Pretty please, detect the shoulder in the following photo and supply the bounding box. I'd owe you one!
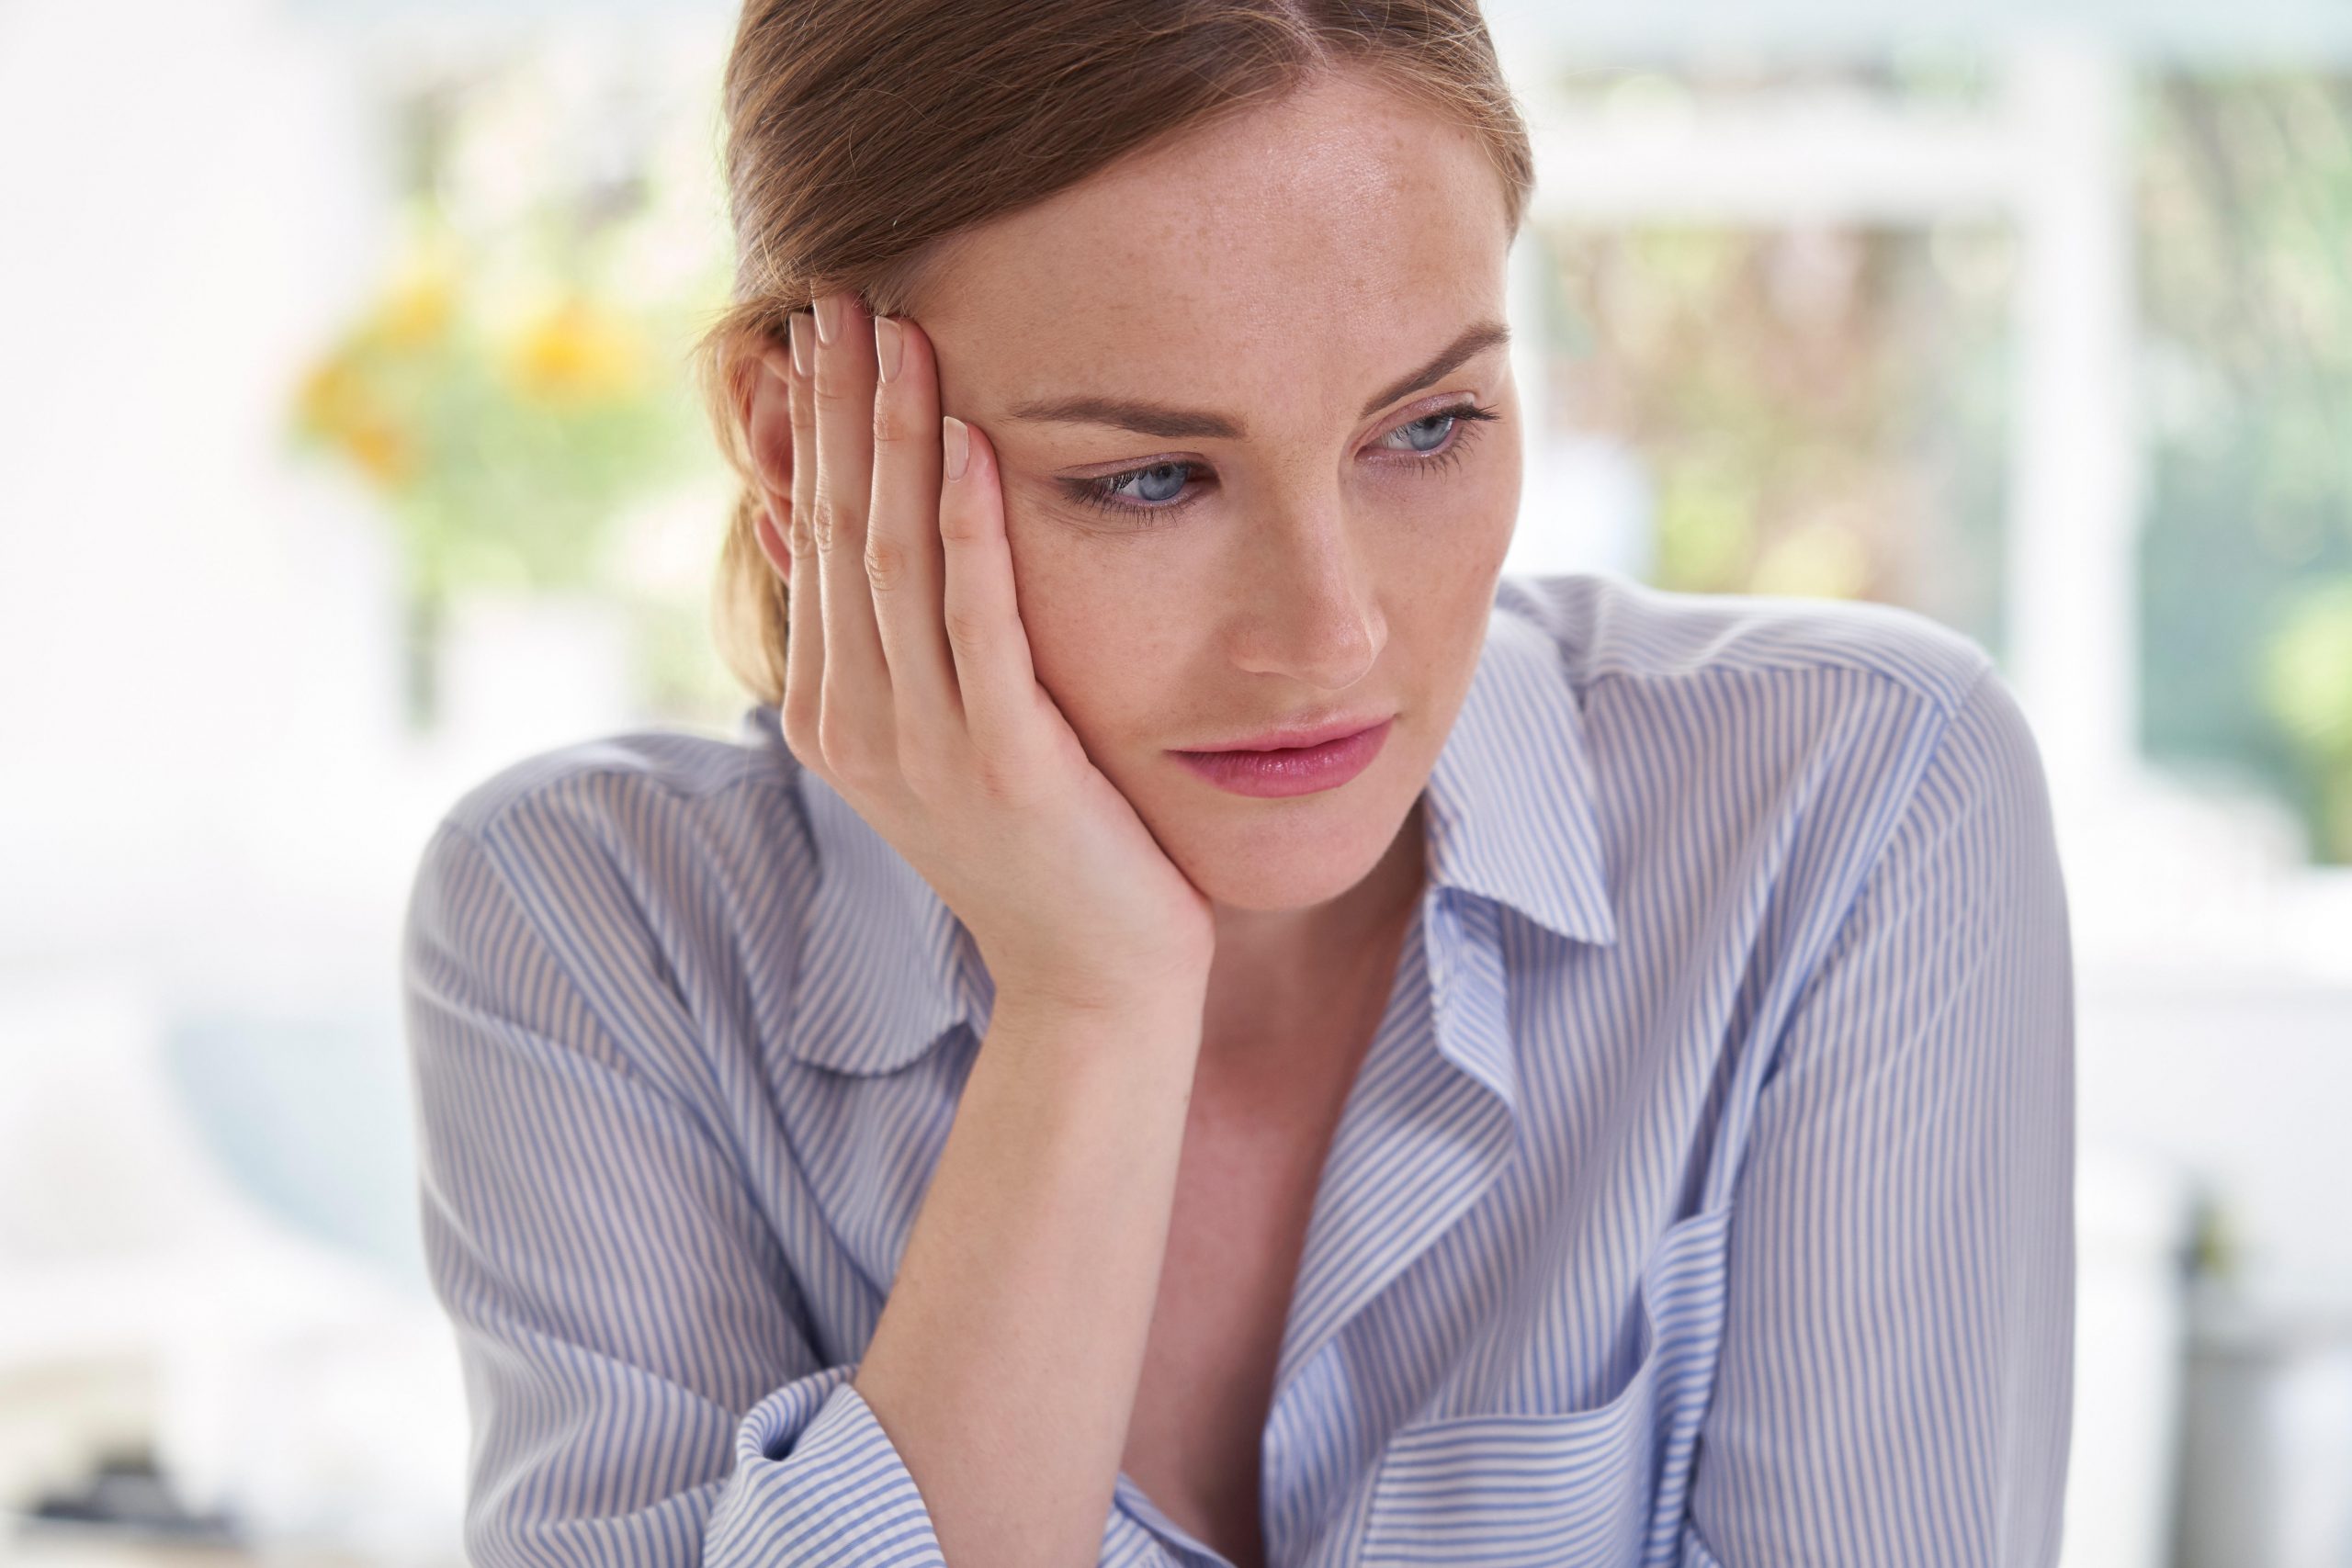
[407,706,813,980]
[1497,569,1996,722]
[402,707,817,1093]
[423,705,812,889]
[431,707,802,844]
[1492,570,2047,881]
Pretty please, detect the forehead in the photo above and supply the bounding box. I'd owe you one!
[916,73,1512,407]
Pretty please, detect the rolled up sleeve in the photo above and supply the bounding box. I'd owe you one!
[1686,660,2076,1566]
[402,817,946,1567]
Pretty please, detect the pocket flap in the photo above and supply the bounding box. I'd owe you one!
[1356,1208,1733,1567]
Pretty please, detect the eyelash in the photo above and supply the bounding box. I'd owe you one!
[1058,400,1503,522]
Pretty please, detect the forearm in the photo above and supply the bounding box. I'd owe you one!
[851,984,1206,1568]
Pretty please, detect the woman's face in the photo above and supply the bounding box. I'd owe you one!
[909,72,1521,917]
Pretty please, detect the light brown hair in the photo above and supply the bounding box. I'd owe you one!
[690,0,1535,707]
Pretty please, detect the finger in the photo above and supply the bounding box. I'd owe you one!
[935,415,1042,759]
[778,312,824,761]
[810,289,893,764]
[865,310,961,756]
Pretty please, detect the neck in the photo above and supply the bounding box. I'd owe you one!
[1199,796,1428,1050]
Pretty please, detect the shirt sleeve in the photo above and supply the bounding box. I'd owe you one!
[1683,660,2076,1567]
[401,814,949,1568]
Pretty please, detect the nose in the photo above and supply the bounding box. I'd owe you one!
[1226,501,1384,690]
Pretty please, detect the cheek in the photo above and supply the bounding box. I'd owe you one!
[1367,460,1518,602]
[1004,526,1189,733]
[1461,433,1523,569]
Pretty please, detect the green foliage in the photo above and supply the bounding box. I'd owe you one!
[281,52,743,730]
[2140,71,2352,862]
[288,225,715,607]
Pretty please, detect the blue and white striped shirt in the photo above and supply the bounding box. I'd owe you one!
[401,569,2075,1568]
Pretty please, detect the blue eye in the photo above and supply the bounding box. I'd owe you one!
[1062,400,1502,522]
[1390,412,1456,454]
[1120,463,1191,506]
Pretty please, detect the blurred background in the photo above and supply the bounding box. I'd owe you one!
[2,0,2349,1562]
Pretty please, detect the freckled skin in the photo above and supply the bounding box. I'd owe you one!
[903,70,1522,1007]
[832,73,1527,1561]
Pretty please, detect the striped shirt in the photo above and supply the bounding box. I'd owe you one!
[401,569,2075,1568]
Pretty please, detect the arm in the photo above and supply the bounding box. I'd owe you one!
[1683,663,2076,1567]
[403,815,1206,1568]
[851,985,1204,1568]
[403,817,937,1566]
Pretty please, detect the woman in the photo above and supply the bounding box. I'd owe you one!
[401,2,2075,1564]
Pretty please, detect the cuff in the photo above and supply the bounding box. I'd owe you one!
[706,1364,949,1568]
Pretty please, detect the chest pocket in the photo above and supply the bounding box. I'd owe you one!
[1354,1207,1733,1568]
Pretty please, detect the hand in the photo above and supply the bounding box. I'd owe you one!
[755,289,1216,1017]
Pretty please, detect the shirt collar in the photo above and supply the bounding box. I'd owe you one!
[754,576,1615,1077]
[1419,579,1619,951]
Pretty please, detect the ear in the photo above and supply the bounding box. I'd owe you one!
[745,344,796,583]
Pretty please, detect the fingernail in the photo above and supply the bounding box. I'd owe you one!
[874,315,903,383]
[943,415,970,481]
[787,313,812,378]
[812,291,842,344]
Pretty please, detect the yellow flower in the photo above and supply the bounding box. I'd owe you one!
[370,251,458,350]
[338,417,416,490]
[502,292,642,407]
[294,353,375,441]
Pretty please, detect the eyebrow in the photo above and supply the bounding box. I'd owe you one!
[1003,320,1511,442]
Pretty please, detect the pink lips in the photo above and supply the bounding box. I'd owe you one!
[1170,716,1394,798]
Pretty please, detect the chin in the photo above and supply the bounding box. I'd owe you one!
[1149,778,1419,914]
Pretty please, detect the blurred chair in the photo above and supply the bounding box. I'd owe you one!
[0,971,466,1566]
